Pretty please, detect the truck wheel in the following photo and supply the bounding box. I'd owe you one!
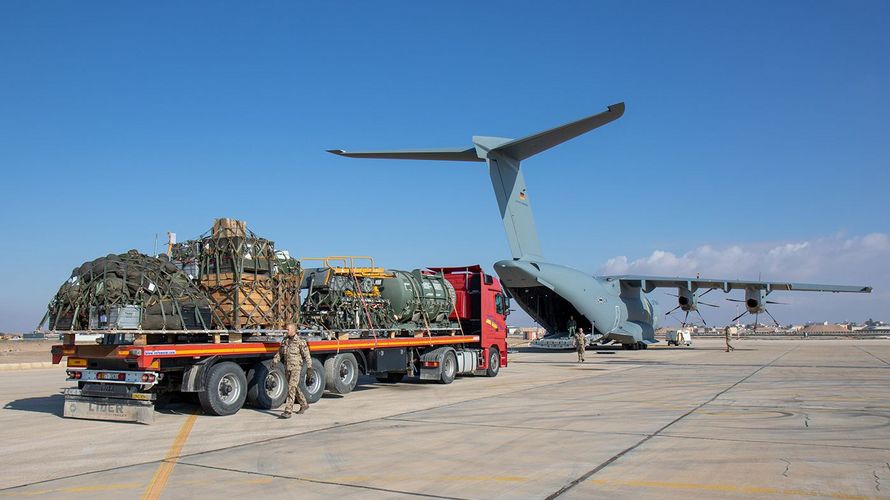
[246,361,287,410]
[198,361,247,416]
[375,372,405,383]
[485,347,501,377]
[324,353,358,395]
[439,351,456,384]
[301,357,325,404]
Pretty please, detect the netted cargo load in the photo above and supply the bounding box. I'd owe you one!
[300,257,457,334]
[301,266,392,331]
[171,218,301,330]
[45,250,215,331]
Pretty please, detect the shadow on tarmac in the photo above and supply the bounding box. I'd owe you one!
[3,393,65,417]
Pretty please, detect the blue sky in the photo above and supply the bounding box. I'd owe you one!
[1,1,888,331]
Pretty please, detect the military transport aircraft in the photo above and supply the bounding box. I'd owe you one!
[329,103,872,349]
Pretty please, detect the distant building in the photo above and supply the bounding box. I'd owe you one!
[508,326,545,340]
[802,323,851,334]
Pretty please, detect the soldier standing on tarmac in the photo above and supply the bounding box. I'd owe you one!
[575,327,587,362]
[272,323,311,418]
[724,325,736,352]
[567,315,577,336]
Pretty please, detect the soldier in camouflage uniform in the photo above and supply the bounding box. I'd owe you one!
[574,327,587,363]
[272,323,312,418]
[724,325,736,352]
[567,315,577,336]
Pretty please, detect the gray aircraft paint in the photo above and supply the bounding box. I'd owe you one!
[329,103,871,346]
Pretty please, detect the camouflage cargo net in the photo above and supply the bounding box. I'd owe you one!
[45,250,217,331]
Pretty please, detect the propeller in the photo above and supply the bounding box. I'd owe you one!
[763,309,780,327]
[728,296,785,327]
[666,287,719,327]
[695,309,708,326]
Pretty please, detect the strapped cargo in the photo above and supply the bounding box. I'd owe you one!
[44,250,216,332]
[172,218,301,330]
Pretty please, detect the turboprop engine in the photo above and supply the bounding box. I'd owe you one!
[744,288,767,313]
[677,287,697,311]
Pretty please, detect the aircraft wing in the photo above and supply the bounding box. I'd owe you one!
[607,275,872,294]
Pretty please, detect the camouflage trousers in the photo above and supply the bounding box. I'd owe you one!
[576,344,585,362]
[285,365,308,413]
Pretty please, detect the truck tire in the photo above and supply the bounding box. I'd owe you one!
[485,347,501,377]
[324,353,358,395]
[439,350,456,384]
[246,361,287,410]
[375,372,405,383]
[302,357,325,404]
[198,361,247,416]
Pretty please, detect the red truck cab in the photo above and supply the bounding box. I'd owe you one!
[432,265,509,374]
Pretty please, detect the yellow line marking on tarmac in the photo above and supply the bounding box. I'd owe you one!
[588,478,877,499]
[141,412,199,500]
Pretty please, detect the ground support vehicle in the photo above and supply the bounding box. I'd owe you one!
[51,266,509,423]
[666,328,693,346]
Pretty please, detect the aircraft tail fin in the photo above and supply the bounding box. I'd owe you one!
[328,103,625,261]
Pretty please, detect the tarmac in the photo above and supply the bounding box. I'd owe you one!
[1,338,889,499]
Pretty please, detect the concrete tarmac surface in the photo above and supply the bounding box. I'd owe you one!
[1,338,889,499]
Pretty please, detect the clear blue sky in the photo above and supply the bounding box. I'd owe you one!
[1,1,888,331]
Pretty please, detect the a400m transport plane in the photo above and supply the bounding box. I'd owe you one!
[329,103,872,349]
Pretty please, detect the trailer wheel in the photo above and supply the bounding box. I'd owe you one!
[198,361,247,416]
[485,347,501,377]
[246,361,287,410]
[439,350,456,384]
[302,357,325,404]
[325,353,358,395]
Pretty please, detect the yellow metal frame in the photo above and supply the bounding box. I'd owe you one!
[300,256,393,279]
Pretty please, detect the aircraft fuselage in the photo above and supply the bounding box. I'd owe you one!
[494,259,660,345]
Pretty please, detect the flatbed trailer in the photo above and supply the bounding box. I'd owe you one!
[49,265,510,423]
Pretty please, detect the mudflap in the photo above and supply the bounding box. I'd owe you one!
[63,389,155,424]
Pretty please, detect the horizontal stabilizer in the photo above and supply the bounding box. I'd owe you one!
[327,147,482,162]
[328,103,627,261]
[491,103,625,161]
